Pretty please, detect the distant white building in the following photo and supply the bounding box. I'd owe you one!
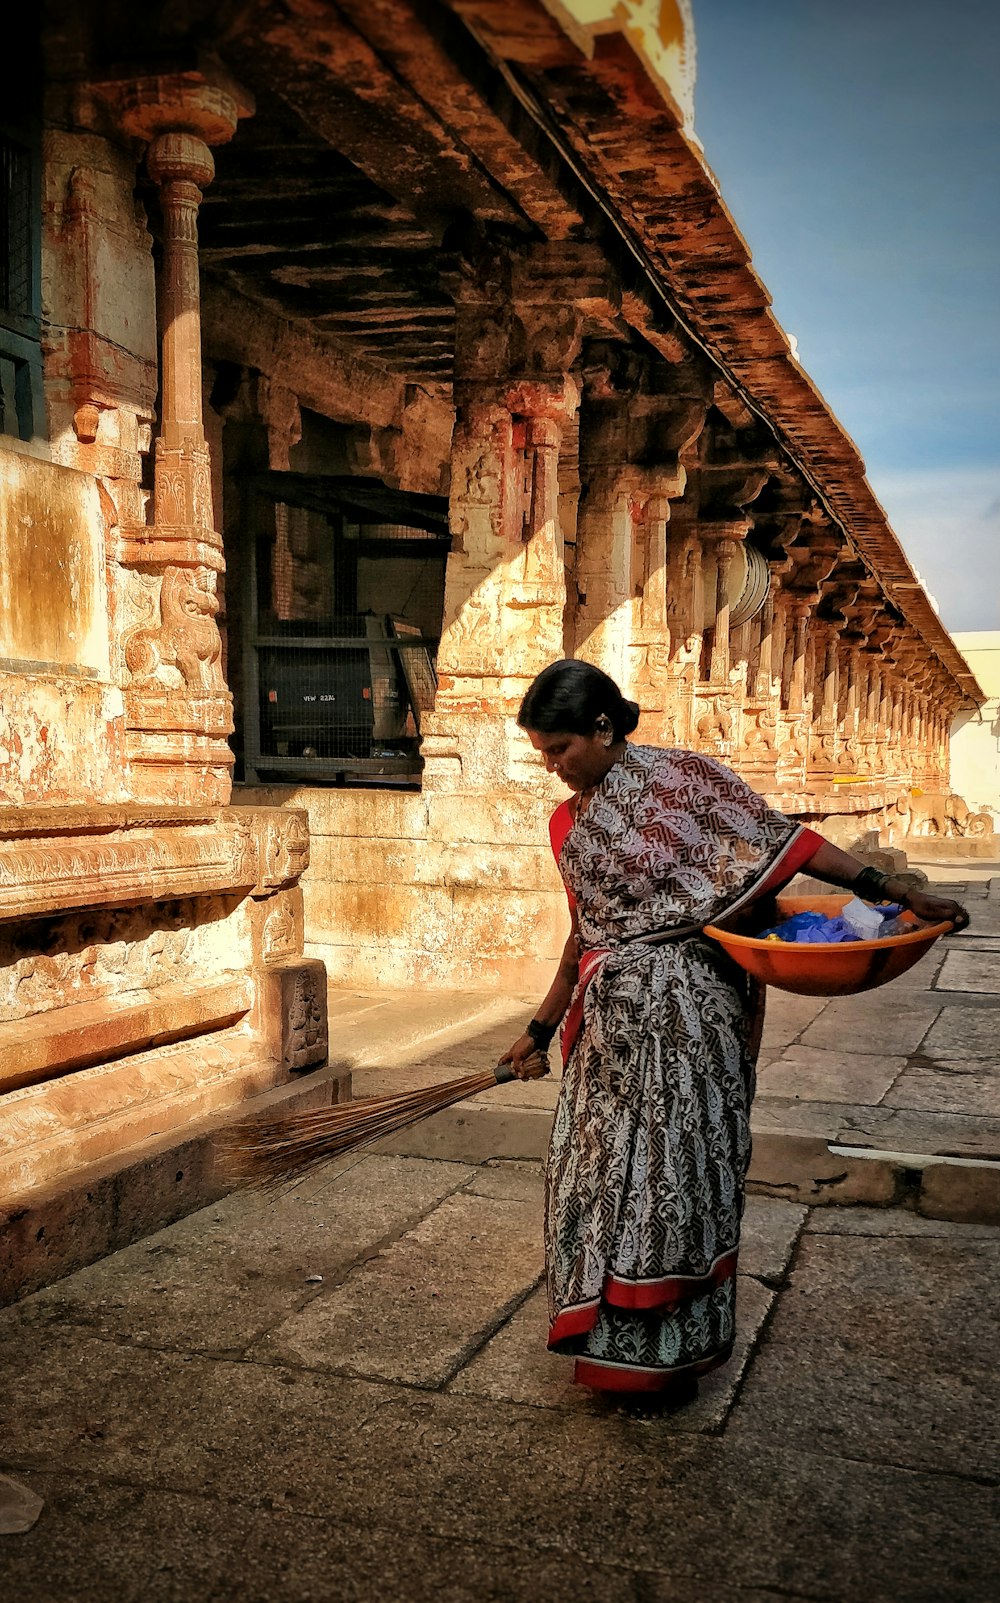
[951,633,1000,826]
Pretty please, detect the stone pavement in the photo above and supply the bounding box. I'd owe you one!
[3,859,999,1600]
[2,1155,998,1600]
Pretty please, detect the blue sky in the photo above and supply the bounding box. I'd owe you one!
[692,0,1000,632]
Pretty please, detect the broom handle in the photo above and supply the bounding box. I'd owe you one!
[493,1054,551,1086]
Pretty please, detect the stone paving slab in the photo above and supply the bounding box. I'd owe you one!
[803,1204,1000,1238]
[932,935,1000,960]
[463,1158,545,1203]
[833,1104,1000,1160]
[0,1475,672,1603]
[449,1274,774,1432]
[950,905,1000,935]
[758,993,829,1051]
[327,991,531,1071]
[251,1189,543,1386]
[448,1194,803,1431]
[935,949,1000,993]
[2,1152,999,1602]
[2,1325,995,1603]
[755,1047,906,1104]
[924,1005,1000,1057]
[726,1217,1000,1482]
[798,996,941,1055]
[883,1063,1000,1117]
[738,1194,809,1279]
[12,1155,473,1355]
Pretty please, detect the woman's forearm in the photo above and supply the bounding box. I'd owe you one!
[532,934,580,1028]
[803,839,898,892]
[802,839,970,927]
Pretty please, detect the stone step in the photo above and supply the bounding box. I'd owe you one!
[0,1058,350,1306]
[0,976,253,1094]
[372,1090,1000,1227]
[0,1025,289,1199]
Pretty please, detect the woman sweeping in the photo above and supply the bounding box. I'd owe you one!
[500,659,968,1408]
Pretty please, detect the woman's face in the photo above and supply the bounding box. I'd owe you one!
[527,727,617,792]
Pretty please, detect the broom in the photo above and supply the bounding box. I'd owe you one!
[217,1054,548,1189]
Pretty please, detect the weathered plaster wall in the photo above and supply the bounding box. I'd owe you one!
[951,632,1000,827]
[0,452,127,805]
[234,784,569,992]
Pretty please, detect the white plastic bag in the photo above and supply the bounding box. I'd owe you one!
[840,895,885,940]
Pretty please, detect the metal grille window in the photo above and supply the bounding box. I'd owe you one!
[0,46,43,443]
[1,133,33,318]
[239,474,450,785]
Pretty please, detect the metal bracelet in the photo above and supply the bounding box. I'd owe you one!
[526,1018,556,1051]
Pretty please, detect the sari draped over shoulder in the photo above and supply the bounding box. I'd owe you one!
[545,743,820,1392]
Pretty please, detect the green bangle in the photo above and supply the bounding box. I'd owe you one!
[853,865,892,902]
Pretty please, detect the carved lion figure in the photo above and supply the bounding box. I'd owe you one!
[125,565,223,692]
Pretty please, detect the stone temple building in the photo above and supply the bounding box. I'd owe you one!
[0,0,988,1291]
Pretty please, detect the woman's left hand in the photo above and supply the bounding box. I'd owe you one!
[900,888,970,932]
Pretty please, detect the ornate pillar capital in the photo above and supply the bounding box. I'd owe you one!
[93,69,251,150]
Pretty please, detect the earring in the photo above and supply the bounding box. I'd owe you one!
[602,735,613,748]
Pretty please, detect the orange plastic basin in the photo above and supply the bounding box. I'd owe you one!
[703,894,953,997]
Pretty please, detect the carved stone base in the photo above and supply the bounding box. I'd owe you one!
[256,958,329,1072]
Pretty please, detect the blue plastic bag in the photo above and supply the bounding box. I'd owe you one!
[758,905,904,945]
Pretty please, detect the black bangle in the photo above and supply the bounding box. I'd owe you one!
[526,1018,556,1050]
[852,865,892,903]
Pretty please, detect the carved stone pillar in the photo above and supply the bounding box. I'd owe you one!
[709,536,741,685]
[907,687,923,786]
[753,590,777,701]
[573,342,710,747]
[574,347,648,691]
[807,623,840,780]
[631,491,681,744]
[898,685,915,780]
[678,413,775,763]
[912,673,938,790]
[838,642,863,771]
[737,582,781,786]
[862,654,884,775]
[787,604,810,716]
[423,245,583,791]
[95,72,251,804]
[661,524,705,747]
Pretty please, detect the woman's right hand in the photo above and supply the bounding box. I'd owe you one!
[498,1034,551,1081]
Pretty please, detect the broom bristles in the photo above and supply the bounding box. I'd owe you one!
[216,1068,507,1189]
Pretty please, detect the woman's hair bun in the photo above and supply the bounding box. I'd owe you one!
[518,659,643,742]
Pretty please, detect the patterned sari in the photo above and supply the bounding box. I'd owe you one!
[546,743,820,1392]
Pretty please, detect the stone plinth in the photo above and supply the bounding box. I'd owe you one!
[0,805,324,1206]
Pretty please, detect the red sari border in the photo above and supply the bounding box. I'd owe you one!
[574,1343,735,1394]
[604,1247,738,1311]
[548,1249,739,1346]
